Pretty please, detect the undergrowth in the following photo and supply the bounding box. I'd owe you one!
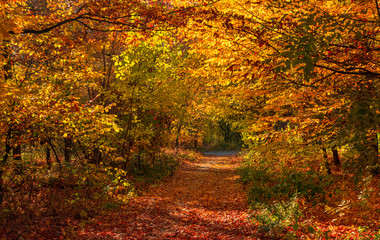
[239,148,380,239]
[250,194,303,235]
[127,150,181,185]
[239,157,332,204]
[0,149,187,239]
[0,160,135,239]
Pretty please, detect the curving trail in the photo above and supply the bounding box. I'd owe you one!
[79,153,263,239]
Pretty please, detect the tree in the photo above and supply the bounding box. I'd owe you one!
[0,0,215,203]
[184,0,380,174]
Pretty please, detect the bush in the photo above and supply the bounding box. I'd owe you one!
[239,157,332,204]
[128,151,179,184]
[251,194,303,234]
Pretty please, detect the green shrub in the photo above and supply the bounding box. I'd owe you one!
[128,151,179,183]
[251,194,303,234]
[239,154,333,204]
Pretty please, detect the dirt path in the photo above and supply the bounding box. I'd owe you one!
[79,154,262,239]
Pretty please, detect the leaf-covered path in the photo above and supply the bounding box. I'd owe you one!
[79,153,263,239]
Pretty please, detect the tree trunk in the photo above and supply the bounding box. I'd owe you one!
[193,129,199,150]
[13,145,21,160]
[13,144,22,174]
[0,169,4,204]
[322,147,332,174]
[137,147,142,175]
[64,137,71,163]
[46,145,51,169]
[332,146,341,167]
[1,156,10,207]
[1,40,14,202]
[48,139,62,169]
[175,123,182,149]
[0,141,11,204]
[193,138,198,150]
[92,147,101,164]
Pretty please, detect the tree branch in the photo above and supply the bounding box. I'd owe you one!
[314,64,380,76]
[12,16,85,35]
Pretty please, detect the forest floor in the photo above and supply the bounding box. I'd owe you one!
[78,153,264,239]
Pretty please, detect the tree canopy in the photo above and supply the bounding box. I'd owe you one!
[0,0,379,239]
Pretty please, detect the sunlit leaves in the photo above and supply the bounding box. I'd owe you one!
[181,0,380,174]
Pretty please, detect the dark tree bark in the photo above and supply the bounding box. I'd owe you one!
[137,146,143,175]
[47,139,62,169]
[13,145,22,161]
[1,40,14,202]
[0,144,11,203]
[175,123,182,149]
[92,147,102,164]
[13,144,22,174]
[332,146,341,167]
[322,147,332,174]
[0,169,4,204]
[64,137,71,163]
[193,128,199,150]
[0,129,12,204]
[46,145,51,169]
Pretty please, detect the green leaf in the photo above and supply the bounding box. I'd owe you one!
[293,223,299,231]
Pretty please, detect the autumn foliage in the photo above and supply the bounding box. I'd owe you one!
[1,0,380,239]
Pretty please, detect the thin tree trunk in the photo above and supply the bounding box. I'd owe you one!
[322,147,332,174]
[0,130,12,204]
[137,146,142,175]
[375,0,380,19]
[0,144,11,204]
[193,129,199,150]
[0,169,4,204]
[123,137,135,169]
[48,139,62,170]
[2,146,11,164]
[92,147,101,164]
[175,123,182,149]
[13,144,22,174]
[13,145,22,160]
[46,145,51,169]
[64,137,71,163]
[332,146,341,167]
[1,37,13,203]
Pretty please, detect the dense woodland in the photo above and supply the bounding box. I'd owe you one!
[0,0,379,239]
